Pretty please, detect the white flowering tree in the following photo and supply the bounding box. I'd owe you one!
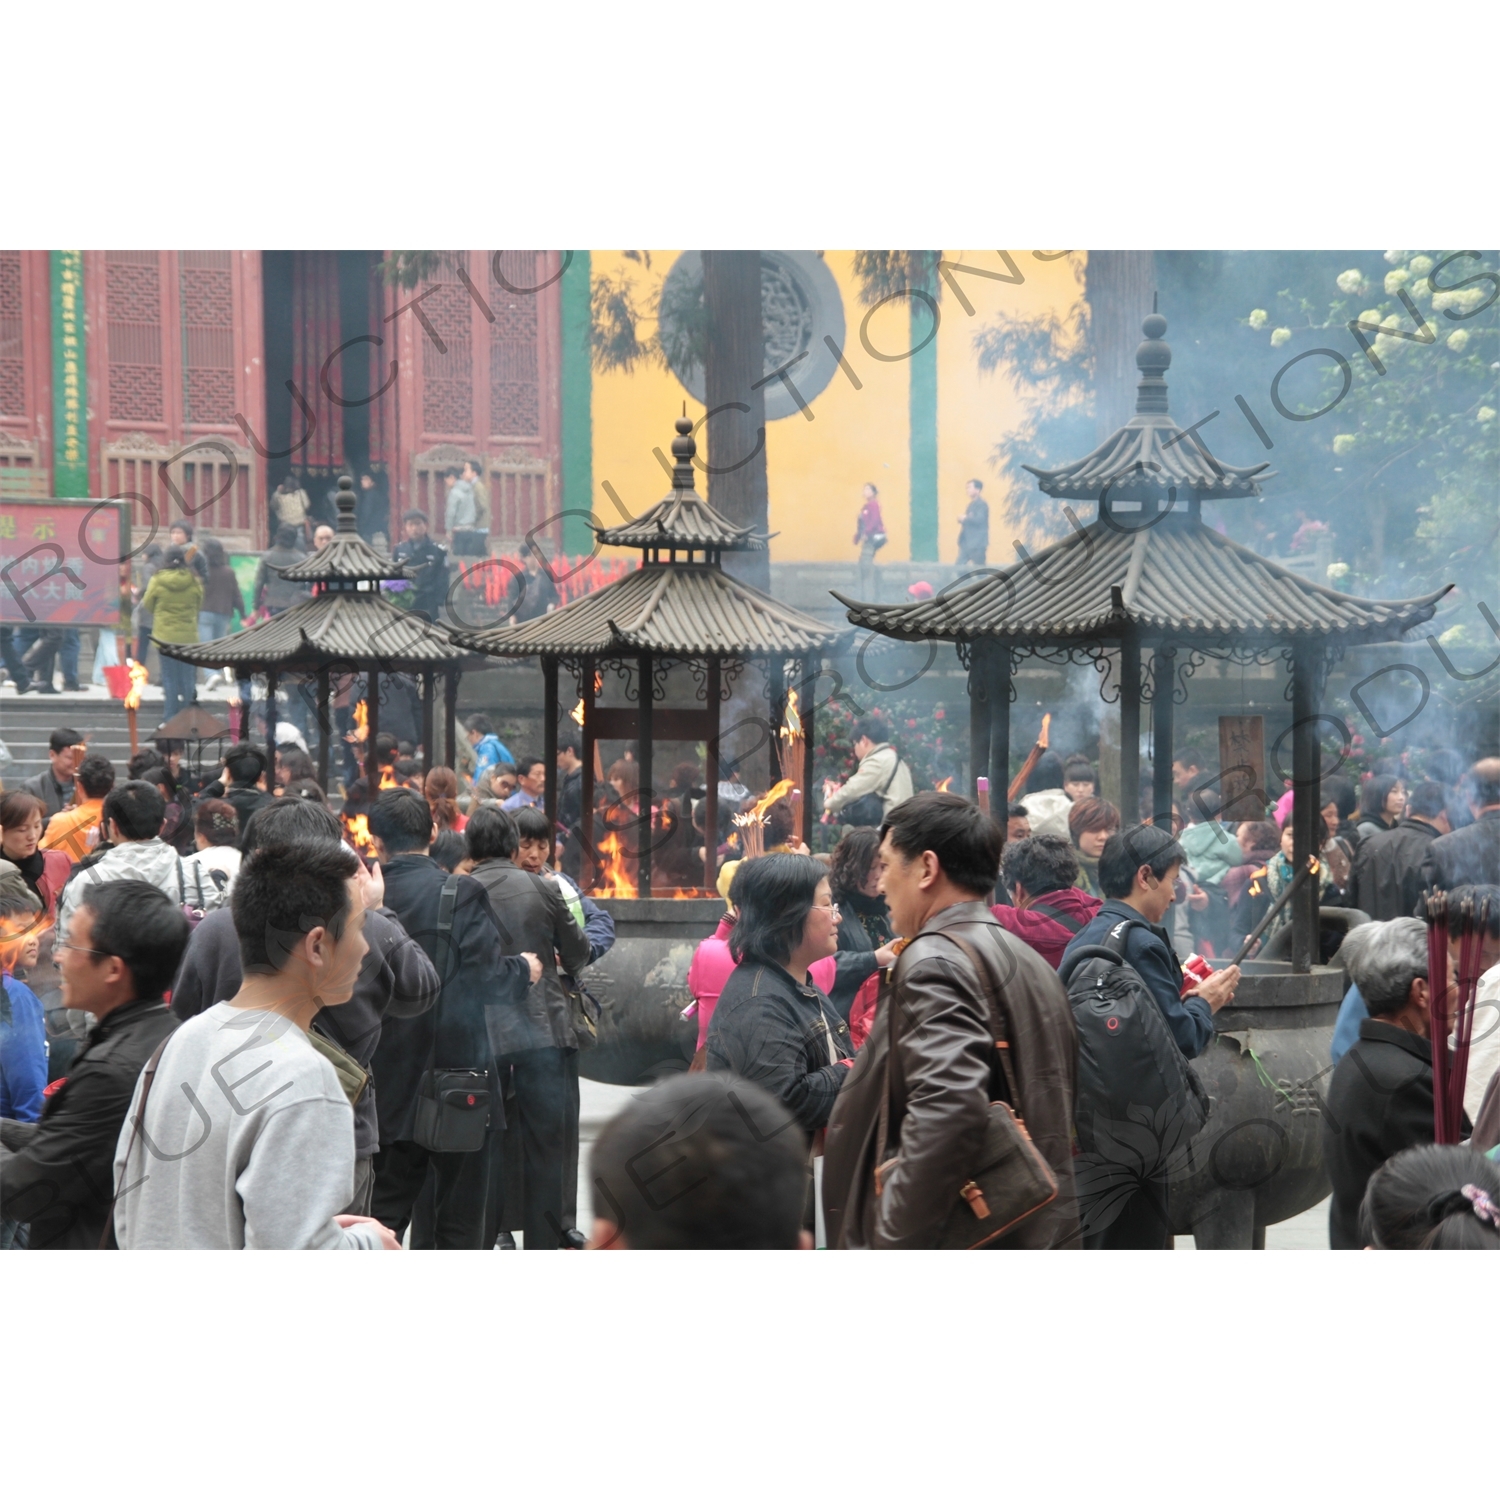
[1246,251,1498,609]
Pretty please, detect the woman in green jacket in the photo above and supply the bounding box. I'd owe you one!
[141,547,204,723]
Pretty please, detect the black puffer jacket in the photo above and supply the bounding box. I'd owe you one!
[705,958,852,1135]
[465,857,593,1055]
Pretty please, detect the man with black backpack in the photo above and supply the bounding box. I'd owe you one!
[1061,823,1240,1248]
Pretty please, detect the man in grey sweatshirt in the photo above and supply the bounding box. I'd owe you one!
[113,839,400,1250]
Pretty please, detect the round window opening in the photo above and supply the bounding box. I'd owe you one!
[657,251,847,421]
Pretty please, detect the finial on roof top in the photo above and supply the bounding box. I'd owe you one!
[336,473,358,533]
[1135,310,1171,415]
[670,415,696,491]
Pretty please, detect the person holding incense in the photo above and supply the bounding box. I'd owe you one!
[1322,917,1468,1250]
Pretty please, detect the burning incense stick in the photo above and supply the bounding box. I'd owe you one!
[1007,713,1051,803]
[1231,856,1319,964]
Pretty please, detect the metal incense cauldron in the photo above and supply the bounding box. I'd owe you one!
[578,898,722,1086]
[1171,961,1344,1248]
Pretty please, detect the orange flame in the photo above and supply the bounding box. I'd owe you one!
[124,657,148,712]
[1039,713,1051,749]
[591,831,637,898]
[378,766,399,790]
[570,698,585,727]
[935,776,953,793]
[780,688,801,740]
[750,778,796,820]
[348,699,369,744]
[344,814,374,856]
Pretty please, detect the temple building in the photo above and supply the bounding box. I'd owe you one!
[0,249,1080,563]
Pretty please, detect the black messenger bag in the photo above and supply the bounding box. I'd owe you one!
[412,874,492,1153]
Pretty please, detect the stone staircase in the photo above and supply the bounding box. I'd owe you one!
[0,686,145,789]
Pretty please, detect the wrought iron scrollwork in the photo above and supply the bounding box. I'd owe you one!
[1008,642,1121,705]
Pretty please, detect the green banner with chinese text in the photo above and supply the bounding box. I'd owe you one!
[51,250,89,497]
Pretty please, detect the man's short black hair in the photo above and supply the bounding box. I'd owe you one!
[853,717,887,745]
[514,756,545,779]
[224,742,267,786]
[558,737,580,759]
[1173,750,1206,771]
[79,880,189,1002]
[101,781,166,842]
[880,791,1001,897]
[403,510,429,526]
[464,713,494,736]
[444,466,461,479]
[171,520,194,540]
[512,805,552,843]
[1006,802,1030,822]
[465,804,517,862]
[1001,835,1079,899]
[75,754,116,800]
[727,853,828,965]
[369,789,433,854]
[1097,823,1186,899]
[589,1073,807,1249]
[49,728,85,755]
[242,796,342,853]
[1407,781,1449,821]
[232,840,359,975]
[274,524,299,548]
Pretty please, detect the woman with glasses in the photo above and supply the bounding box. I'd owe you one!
[705,854,853,1145]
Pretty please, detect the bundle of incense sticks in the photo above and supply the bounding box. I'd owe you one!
[732,810,766,859]
[1423,890,1493,1144]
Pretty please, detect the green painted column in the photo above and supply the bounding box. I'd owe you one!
[50,251,89,496]
[908,290,938,561]
[559,250,594,556]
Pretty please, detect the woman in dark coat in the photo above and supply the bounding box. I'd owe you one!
[705,854,852,1140]
[1356,775,1406,842]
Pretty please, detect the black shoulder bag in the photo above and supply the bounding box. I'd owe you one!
[412,874,492,1154]
[841,751,905,828]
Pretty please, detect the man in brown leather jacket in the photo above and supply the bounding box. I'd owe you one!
[824,792,1080,1249]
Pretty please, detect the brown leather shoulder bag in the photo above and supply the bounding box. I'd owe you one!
[877,929,1057,1249]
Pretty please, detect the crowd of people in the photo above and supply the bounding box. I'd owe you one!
[0,693,1496,1251]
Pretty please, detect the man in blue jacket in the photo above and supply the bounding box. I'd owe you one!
[1064,823,1241,1059]
[1062,824,1241,1249]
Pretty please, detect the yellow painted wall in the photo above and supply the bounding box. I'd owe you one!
[589,251,1085,563]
